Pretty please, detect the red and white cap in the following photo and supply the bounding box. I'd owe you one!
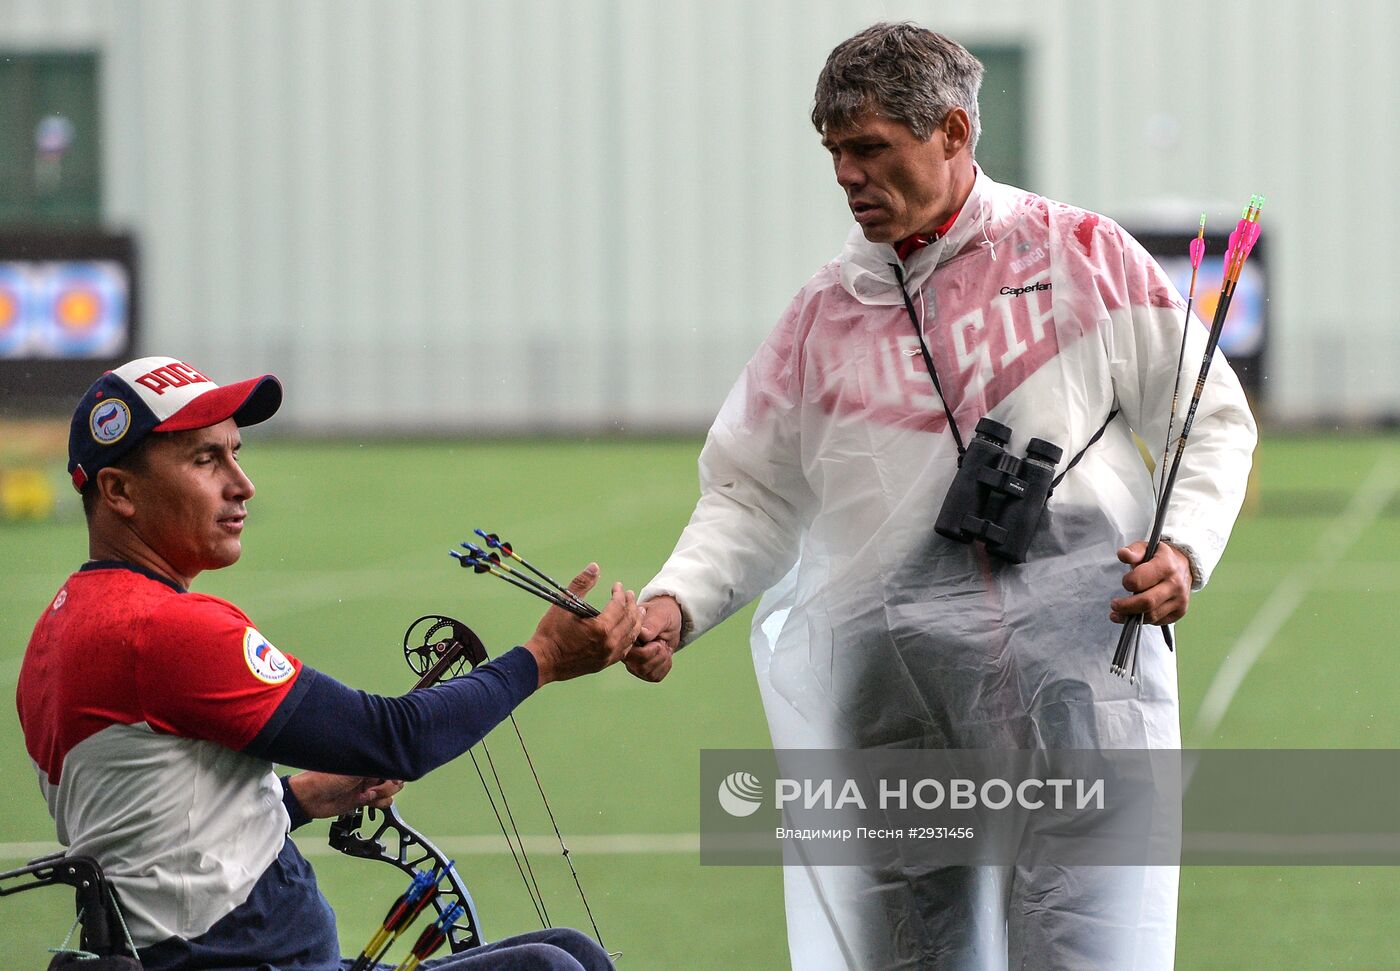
[68,356,282,491]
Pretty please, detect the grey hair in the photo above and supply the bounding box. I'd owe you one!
[811,22,984,154]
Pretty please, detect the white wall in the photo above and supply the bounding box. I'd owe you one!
[1,0,1393,429]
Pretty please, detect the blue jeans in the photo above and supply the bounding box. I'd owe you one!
[353,928,612,971]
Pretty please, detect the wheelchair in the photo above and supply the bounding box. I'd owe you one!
[0,852,142,969]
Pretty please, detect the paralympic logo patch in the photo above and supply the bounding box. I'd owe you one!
[717,771,765,818]
[89,399,132,445]
[243,627,294,684]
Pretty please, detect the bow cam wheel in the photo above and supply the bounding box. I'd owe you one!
[402,615,489,684]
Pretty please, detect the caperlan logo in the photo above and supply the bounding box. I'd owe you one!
[1000,282,1051,297]
[718,772,764,818]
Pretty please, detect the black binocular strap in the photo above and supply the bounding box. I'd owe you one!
[1051,408,1119,489]
[890,261,1117,488]
[891,262,968,455]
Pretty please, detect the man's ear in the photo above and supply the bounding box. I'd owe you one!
[94,466,139,519]
[941,107,971,158]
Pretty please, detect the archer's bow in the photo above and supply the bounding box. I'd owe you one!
[328,616,490,953]
[327,613,611,956]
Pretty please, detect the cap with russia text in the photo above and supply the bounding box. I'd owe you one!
[68,356,282,492]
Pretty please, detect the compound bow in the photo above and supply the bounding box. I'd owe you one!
[326,614,607,955]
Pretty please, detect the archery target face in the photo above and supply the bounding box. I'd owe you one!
[1160,257,1265,359]
[39,261,128,357]
[0,263,30,357]
[0,259,130,359]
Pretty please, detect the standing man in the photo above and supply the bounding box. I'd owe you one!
[627,23,1255,971]
[18,356,638,970]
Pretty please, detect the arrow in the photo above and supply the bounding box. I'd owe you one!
[391,902,467,971]
[451,540,600,618]
[1112,196,1264,679]
[449,549,590,616]
[1157,213,1208,499]
[347,865,441,971]
[475,530,595,615]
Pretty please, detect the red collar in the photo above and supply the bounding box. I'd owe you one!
[893,206,963,262]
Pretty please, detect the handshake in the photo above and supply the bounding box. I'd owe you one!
[519,562,680,688]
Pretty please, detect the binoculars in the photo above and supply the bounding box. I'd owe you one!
[934,417,1063,564]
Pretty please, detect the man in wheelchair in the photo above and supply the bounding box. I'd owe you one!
[14,358,639,971]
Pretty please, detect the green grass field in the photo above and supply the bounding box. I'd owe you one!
[3,432,1399,969]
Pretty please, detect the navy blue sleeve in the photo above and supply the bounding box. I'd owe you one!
[243,647,538,780]
[279,775,312,831]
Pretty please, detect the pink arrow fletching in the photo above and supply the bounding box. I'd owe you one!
[1223,229,1241,274]
[1242,218,1262,257]
[1235,200,1264,264]
[1189,213,1206,269]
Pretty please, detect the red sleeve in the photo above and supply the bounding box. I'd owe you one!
[133,593,304,750]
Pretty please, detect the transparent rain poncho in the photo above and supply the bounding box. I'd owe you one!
[644,171,1256,970]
